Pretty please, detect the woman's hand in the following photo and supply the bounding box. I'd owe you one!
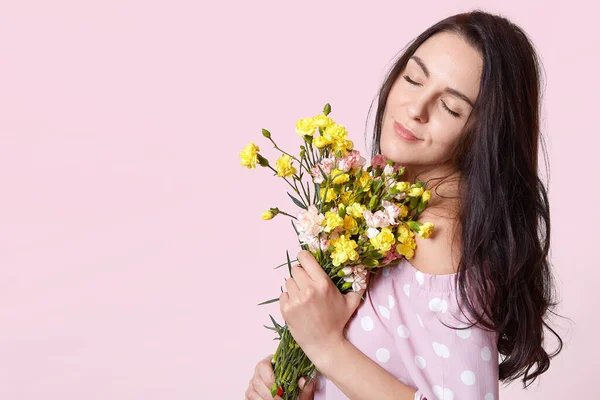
[279,250,368,364]
[244,354,315,400]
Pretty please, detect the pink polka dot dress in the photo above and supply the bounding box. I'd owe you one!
[313,257,499,400]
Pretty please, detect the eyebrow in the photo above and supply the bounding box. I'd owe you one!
[410,56,475,107]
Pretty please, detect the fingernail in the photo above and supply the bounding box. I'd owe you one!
[299,377,306,388]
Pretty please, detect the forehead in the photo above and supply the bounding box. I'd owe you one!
[409,32,482,101]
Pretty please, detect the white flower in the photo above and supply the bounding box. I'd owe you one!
[366,227,380,238]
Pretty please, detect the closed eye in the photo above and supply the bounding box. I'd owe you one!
[402,75,460,118]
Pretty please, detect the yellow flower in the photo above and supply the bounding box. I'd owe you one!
[370,227,395,252]
[239,142,260,169]
[324,210,344,233]
[399,205,409,218]
[323,123,348,143]
[313,114,334,129]
[407,186,425,197]
[396,243,415,260]
[343,215,358,235]
[275,154,297,178]
[358,172,372,191]
[422,190,431,203]
[313,135,329,148]
[396,223,411,243]
[340,189,353,205]
[395,181,410,192]
[331,235,359,266]
[262,211,274,220]
[320,187,338,202]
[331,168,350,185]
[346,202,366,219]
[404,236,417,249]
[296,117,317,137]
[418,222,434,238]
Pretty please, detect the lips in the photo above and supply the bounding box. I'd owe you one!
[393,120,421,141]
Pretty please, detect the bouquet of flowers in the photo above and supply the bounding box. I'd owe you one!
[239,103,435,399]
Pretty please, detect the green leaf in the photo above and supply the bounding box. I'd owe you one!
[286,250,293,276]
[269,314,283,331]
[287,192,307,210]
[263,324,277,331]
[317,164,328,184]
[258,297,280,306]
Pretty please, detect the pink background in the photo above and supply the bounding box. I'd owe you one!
[0,1,596,398]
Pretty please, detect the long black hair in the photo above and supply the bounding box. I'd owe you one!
[366,10,563,388]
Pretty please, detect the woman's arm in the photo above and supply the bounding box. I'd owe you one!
[313,337,417,400]
[280,251,421,399]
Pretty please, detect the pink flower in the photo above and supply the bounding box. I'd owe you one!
[305,235,330,252]
[370,154,404,173]
[338,150,367,172]
[382,246,402,265]
[310,156,337,184]
[296,205,325,238]
[382,200,401,225]
[342,264,368,292]
[363,209,391,228]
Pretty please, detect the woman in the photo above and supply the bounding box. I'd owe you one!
[245,10,563,400]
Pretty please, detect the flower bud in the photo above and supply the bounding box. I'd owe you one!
[395,181,410,192]
[262,128,271,138]
[262,207,280,220]
[323,103,331,116]
[407,186,424,197]
[422,189,431,203]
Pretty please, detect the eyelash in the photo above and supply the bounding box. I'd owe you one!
[402,75,460,118]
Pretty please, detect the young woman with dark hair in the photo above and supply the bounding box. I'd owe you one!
[245,9,562,400]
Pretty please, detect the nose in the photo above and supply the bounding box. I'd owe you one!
[407,94,429,123]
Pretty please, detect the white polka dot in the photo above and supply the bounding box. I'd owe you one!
[416,313,424,327]
[481,346,491,361]
[415,270,424,286]
[378,305,390,319]
[388,295,395,309]
[414,355,427,369]
[403,283,410,297]
[432,342,450,358]
[428,297,448,313]
[484,393,495,400]
[397,324,410,338]
[376,348,390,363]
[456,324,472,339]
[382,266,390,277]
[397,261,404,271]
[361,316,374,331]
[461,370,476,385]
[433,386,454,400]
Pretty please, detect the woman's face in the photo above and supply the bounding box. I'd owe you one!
[380,32,482,175]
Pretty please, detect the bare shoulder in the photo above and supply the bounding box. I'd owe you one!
[408,211,462,275]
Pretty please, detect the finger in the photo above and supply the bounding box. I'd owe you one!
[344,272,370,312]
[298,376,316,400]
[285,277,300,298]
[244,387,262,400]
[290,264,311,290]
[250,375,273,399]
[257,357,275,386]
[297,250,329,282]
